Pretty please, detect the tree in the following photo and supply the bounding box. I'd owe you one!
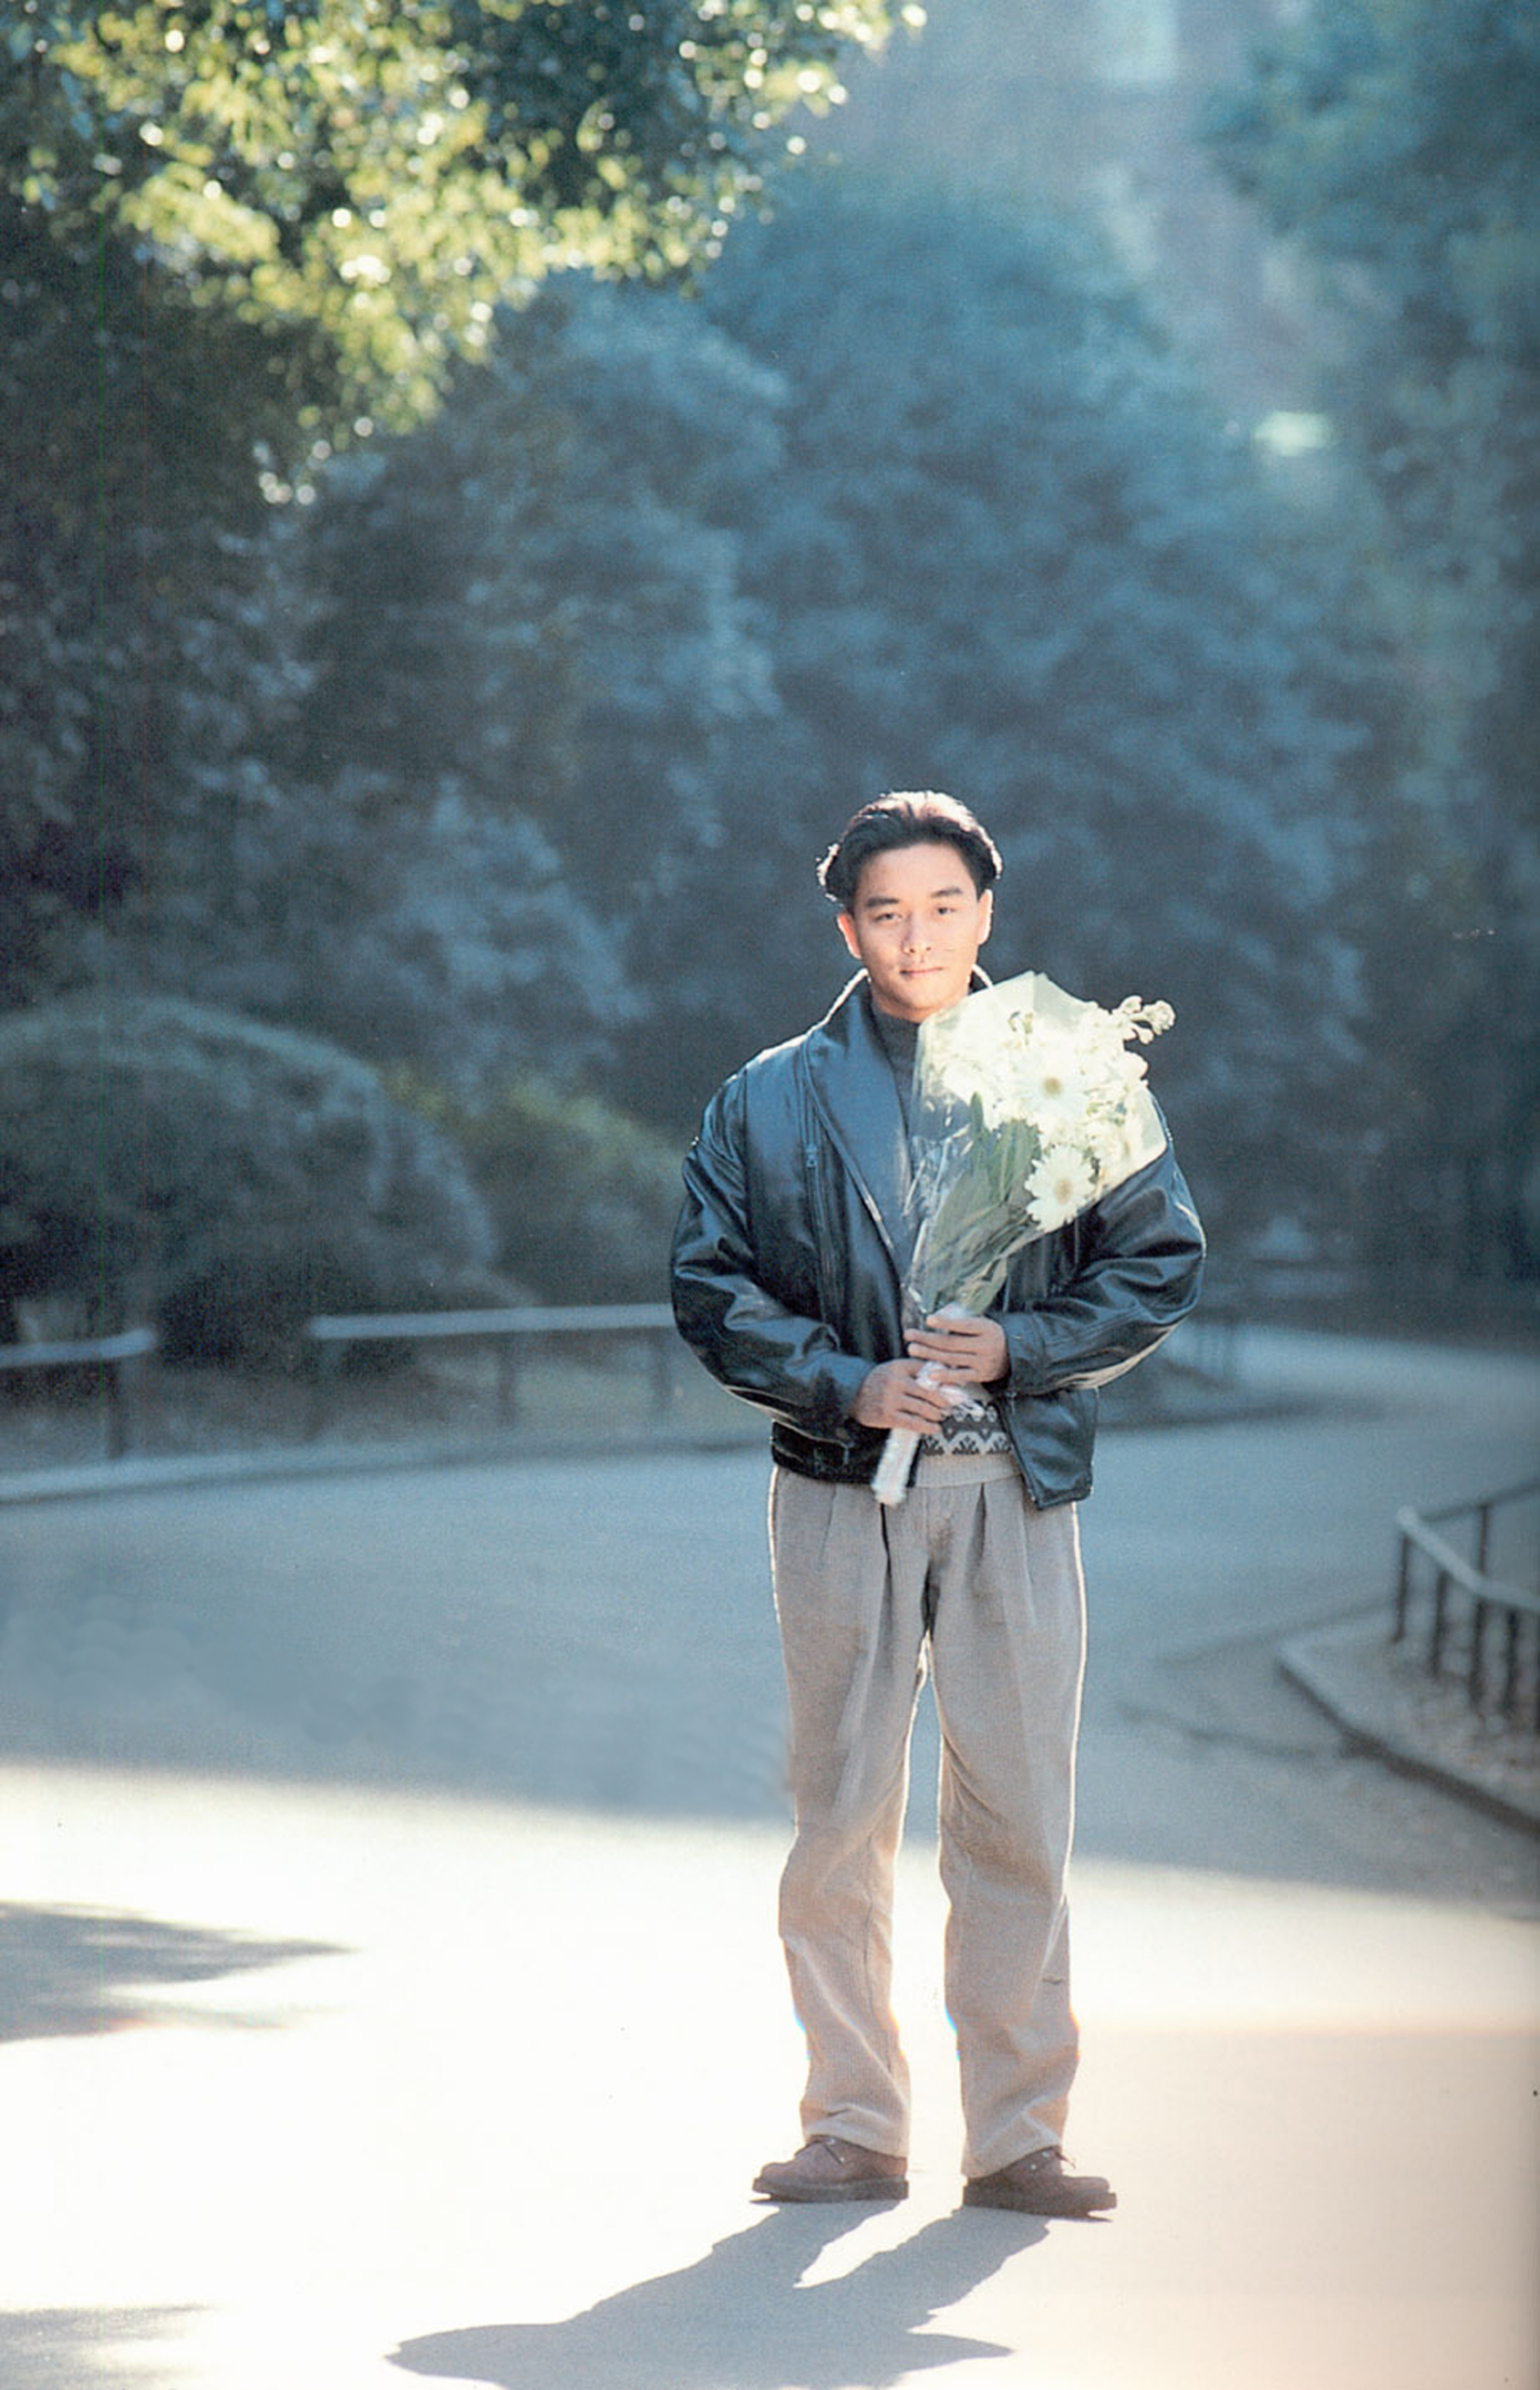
[0,996,498,1355]
[393,1068,687,1302]
[102,166,1372,1261]
[5,0,903,443]
[1,0,905,1005]
[65,271,787,1112]
[0,186,303,1007]
[646,174,1372,1243]
[218,275,782,1102]
[1204,0,1540,1278]
[128,757,635,1107]
[286,280,782,905]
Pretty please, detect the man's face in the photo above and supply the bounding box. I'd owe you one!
[838,839,993,1022]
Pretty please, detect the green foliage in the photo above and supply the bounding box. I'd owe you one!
[910,1102,1040,1317]
[125,752,633,1109]
[283,183,1375,1250]
[2,3,1443,1282]
[284,280,781,918]
[0,996,498,1357]
[0,187,300,1005]
[1205,0,1539,1275]
[390,1068,684,1304]
[667,176,1370,1234]
[1,0,903,1002]
[5,0,901,440]
[1203,0,1539,701]
[1203,0,1539,352]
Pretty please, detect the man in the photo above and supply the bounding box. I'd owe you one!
[670,791,1204,2216]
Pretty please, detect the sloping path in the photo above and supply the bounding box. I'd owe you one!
[0,1330,1535,2389]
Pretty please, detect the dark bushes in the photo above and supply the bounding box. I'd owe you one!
[0,996,498,1363]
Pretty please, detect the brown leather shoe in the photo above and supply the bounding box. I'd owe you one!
[752,2135,908,2203]
[963,2147,1116,2218]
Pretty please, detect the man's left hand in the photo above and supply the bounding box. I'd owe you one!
[905,1307,1009,1386]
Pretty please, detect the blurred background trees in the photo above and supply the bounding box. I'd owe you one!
[680,176,1370,1229]
[1,0,1532,1354]
[0,0,895,1342]
[0,996,497,1355]
[1204,0,1538,1282]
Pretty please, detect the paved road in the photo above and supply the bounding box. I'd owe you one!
[1,1328,1536,2389]
[3,1328,1534,1898]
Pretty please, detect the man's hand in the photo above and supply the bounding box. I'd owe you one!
[905,1306,1009,1386]
[849,1358,968,1432]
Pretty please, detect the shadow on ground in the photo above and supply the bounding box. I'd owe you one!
[0,2308,198,2387]
[391,2201,1050,2389]
[0,1902,346,2042]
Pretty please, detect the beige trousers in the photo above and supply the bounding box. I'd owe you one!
[769,1450,1086,2179]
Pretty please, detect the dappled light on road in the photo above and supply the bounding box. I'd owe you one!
[1,1330,1535,2387]
[1,1759,1535,2390]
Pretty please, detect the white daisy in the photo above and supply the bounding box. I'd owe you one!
[1018,1036,1091,1135]
[1025,1143,1097,1231]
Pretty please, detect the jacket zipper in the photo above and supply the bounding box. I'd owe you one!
[801,1140,842,1324]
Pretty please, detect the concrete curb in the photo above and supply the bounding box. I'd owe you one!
[0,1376,1293,1510]
[1280,1612,1540,1837]
[0,1424,762,1506]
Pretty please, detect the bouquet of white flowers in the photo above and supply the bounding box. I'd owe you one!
[872,972,1174,1505]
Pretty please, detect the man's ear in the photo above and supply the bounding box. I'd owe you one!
[977,888,994,945]
[837,910,861,960]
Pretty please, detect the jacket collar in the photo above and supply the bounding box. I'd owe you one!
[799,968,991,1277]
[800,978,910,1274]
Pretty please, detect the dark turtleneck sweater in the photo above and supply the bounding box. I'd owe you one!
[865,991,1012,1458]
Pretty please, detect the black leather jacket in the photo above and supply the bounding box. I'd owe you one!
[671,974,1205,1506]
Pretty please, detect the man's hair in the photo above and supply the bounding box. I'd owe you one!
[817,791,1003,910]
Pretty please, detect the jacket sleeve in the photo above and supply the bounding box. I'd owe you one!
[998,1135,1205,1397]
[670,1071,872,1435]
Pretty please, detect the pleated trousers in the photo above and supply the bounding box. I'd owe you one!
[769,1448,1087,2179]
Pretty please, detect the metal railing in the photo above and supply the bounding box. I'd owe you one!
[1392,1478,1540,1730]
[304,1302,681,1443]
[0,1328,158,1460]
